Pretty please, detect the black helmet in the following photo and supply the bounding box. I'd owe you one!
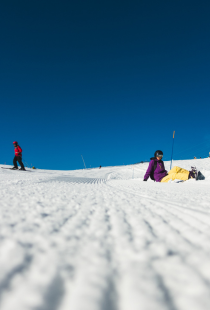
[154,150,163,158]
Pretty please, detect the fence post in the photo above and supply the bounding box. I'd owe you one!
[170,131,175,170]
[81,155,86,169]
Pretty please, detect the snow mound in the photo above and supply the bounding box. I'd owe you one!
[0,158,210,310]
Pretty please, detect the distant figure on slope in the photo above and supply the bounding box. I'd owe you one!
[99,165,101,169]
[12,141,25,170]
[143,150,201,183]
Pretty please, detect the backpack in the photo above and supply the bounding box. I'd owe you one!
[150,159,157,181]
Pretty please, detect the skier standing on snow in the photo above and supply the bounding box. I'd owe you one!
[12,141,25,170]
[143,150,200,182]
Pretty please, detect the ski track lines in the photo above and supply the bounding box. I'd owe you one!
[0,162,210,310]
[42,176,106,185]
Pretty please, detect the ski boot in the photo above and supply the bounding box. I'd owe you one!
[189,167,198,179]
[189,167,205,180]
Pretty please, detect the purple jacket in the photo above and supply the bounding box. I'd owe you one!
[144,158,168,182]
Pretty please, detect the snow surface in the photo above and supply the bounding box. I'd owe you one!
[0,158,210,310]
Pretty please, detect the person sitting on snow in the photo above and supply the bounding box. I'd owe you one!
[143,150,200,183]
[12,141,25,170]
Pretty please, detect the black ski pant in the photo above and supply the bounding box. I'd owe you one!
[13,156,25,169]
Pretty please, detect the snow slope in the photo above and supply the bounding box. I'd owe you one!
[0,158,210,310]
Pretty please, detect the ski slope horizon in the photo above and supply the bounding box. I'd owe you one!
[16,155,210,172]
[1,158,210,310]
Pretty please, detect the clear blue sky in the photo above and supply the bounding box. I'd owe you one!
[1,0,210,170]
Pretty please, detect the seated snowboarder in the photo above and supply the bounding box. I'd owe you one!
[12,141,25,170]
[143,150,202,183]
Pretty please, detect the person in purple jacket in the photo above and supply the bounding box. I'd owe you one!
[143,150,200,183]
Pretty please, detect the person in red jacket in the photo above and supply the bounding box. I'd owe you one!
[12,141,25,170]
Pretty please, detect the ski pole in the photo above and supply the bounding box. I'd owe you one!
[22,158,29,168]
[170,131,175,170]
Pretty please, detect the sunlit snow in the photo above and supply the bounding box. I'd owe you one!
[0,158,210,310]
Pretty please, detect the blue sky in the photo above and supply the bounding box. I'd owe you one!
[1,0,210,170]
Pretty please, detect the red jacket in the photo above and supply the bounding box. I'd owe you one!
[14,146,22,157]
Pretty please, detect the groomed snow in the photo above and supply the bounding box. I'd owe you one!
[0,158,210,310]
